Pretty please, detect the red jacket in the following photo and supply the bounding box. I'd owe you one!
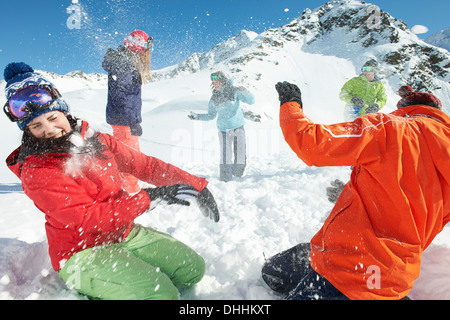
[280,103,450,300]
[6,122,208,271]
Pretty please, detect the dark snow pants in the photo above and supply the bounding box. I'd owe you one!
[218,126,246,181]
[261,243,349,300]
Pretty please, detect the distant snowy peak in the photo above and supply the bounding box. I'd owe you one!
[292,0,411,54]
[426,28,450,52]
[153,29,260,79]
[33,70,107,93]
[270,0,409,49]
[37,70,107,86]
[0,70,106,99]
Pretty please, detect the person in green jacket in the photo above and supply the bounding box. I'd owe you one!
[339,60,387,121]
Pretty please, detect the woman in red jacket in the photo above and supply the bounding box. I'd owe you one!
[262,82,449,300]
[3,63,219,300]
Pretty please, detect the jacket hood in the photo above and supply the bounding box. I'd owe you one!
[6,147,22,180]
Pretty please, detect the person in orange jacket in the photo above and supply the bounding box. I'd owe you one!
[262,82,450,300]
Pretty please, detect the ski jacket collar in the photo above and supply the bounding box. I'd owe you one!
[211,84,236,105]
[211,79,236,106]
[358,73,381,83]
[6,120,95,180]
[392,104,449,124]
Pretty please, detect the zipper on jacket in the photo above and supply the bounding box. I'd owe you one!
[353,165,361,185]
[405,114,443,123]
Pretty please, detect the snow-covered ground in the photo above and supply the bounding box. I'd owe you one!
[0,65,448,300]
[1,0,449,299]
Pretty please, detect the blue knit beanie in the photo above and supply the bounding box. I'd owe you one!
[4,62,70,130]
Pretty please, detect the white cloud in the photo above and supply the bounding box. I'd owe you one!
[411,25,429,35]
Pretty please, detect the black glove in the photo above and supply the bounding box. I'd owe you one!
[326,179,345,203]
[275,82,303,107]
[365,104,379,114]
[235,86,250,95]
[130,123,143,136]
[144,184,199,207]
[188,111,199,120]
[350,97,365,108]
[197,187,220,223]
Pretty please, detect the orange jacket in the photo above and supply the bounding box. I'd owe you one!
[280,102,450,300]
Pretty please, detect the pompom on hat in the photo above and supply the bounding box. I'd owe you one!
[396,85,442,110]
[3,62,70,130]
[4,62,34,85]
[123,30,152,53]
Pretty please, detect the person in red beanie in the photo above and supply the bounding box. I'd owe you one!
[262,82,449,300]
[102,30,153,194]
[397,85,442,110]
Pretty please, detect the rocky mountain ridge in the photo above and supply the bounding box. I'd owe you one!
[153,0,450,105]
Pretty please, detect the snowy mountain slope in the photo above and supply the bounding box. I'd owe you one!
[0,75,449,300]
[298,0,450,95]
[0,75,354,300]
[0,0,449,300]
[154,0,450,115]
[426,28,450,52]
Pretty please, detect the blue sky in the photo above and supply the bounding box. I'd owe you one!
[1,0,449,78]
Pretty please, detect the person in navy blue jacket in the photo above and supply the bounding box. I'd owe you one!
[188,72,255,182]
[102,30,153,193]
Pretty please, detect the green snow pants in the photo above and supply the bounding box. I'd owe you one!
[59,224,205,300]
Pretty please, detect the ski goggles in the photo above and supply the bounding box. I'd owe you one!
[362,66,375,72]
[211,72,226,81]
[125,35,154,51]
[3,85,62,122]
[147,37,154,51]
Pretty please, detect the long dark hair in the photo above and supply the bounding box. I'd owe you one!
[19,114,108,162]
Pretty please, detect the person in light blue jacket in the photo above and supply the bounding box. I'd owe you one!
[189,71,255,182]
